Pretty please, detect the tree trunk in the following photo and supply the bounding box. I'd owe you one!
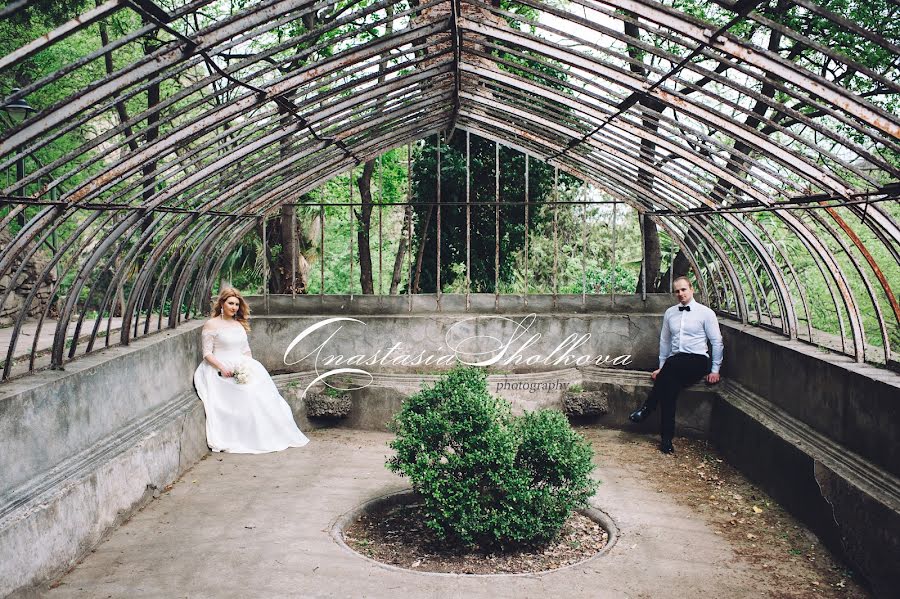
[98,11,138,154]
[263,217,285,294]
[279,203,307,294]
[710,8,785,203]
[412,203,434,293]
[623,14,669,293]
[135,19,161,311]
[637,214,662,292]
[356,160,375,294]
[658,249,690,291]
[390,204,412,294]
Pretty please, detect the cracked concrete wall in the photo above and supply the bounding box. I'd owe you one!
[712,394,900,599]
[0,322,205,493]
[812,462,900,599]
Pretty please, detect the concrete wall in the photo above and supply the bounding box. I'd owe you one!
[0,323,208,598]
[720,322,900,480]
[246,294,672,376]
[0,324,203,493]
[712,382,900,599]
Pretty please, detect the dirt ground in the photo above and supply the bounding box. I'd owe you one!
[581,428,870,599]
[344,500,609,574]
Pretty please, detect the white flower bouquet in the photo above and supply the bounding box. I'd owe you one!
[232,361,252,385]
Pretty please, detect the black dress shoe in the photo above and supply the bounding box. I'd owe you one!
[659,441,675,454]
[629,405,650,423]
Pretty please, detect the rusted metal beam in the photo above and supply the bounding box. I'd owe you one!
[0,0,123,73]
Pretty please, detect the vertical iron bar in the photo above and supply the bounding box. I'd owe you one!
[436,133,441,309]
[495,140,500,311]
[611,199,618,304]
[524,154,529,307]
[261,215,269,313]
[291,206,296,298]
[378,153,383,296]
[320,202,324,297]
[553,166,558,309]
[407,143,413,312]
[466,130,471,310]
[669,240,674,291]
[15,158,25,226]
[349,167,354,299]
[641,213,647,300]
[582,182,587,308]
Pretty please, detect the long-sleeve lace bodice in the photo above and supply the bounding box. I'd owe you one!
[201,322,251,359]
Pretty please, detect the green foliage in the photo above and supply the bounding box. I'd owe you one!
[410,132,577,293]
[219,231,265,293]
[387,366,597,549]
[305,146,411,294]
[517,200,642,294]
[323,384,349,398]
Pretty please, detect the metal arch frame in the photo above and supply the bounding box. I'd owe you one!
[806,208,891,362]
[1,210,108,379]
[453,0,888,355]
[457,113,744,319]
[0,0,443,181]
[475,0,899,184]
[65,28,450,210]
[521,0,897,175]
[0,4,872,227]
[457,57,799,204]
[16,20,453,217]
[454,83,803,330]
[594,0,900,139]
[460,12,853,198]
[5,0,892,197]
[1,0,856,225]
[6,27,454,366]
[1,0,898,380]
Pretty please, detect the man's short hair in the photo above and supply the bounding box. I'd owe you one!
[672,275,692,289]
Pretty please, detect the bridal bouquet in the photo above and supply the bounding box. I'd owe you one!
[232,361,252,385]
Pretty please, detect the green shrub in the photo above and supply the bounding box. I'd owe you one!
[387,366,597,549]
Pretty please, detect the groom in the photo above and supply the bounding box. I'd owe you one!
[629,276,724,454]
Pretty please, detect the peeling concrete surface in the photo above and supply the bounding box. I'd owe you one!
[43,429,780,599]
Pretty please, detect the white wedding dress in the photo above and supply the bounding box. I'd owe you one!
[193,320,309,453]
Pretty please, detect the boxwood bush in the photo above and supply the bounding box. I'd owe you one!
[387,366,597,549]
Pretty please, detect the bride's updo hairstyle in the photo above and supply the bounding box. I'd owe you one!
[212,287,251,331]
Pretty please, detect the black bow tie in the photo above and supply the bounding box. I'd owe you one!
[679,305,690,311]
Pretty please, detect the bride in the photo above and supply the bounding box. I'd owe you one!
[193,288,309,453]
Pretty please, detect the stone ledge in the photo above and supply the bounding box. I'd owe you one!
[248,293,673,316]
[719,381,900,509]
[273,367,718,435]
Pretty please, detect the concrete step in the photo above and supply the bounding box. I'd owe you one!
[720,381,900,511]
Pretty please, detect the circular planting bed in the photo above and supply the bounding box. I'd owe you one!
[334,490,617,575]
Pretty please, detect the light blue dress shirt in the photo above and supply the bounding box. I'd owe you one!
[658,299,724,373]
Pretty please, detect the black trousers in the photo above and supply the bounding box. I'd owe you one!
[644,353,709,443]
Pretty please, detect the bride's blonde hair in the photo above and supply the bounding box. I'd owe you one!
[212,287,251,331]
